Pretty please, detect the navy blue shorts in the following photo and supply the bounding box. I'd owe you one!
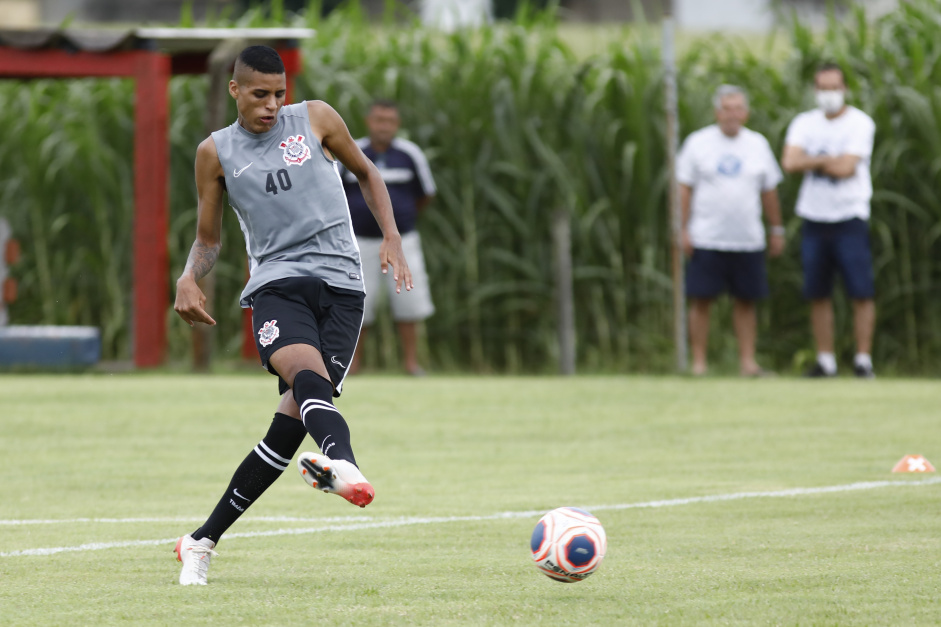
[249,277,365,398]
[800,218,874,300]
[685,249,769,300]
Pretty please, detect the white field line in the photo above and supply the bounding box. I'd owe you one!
[0,515,377,526]
[2,477,939,558]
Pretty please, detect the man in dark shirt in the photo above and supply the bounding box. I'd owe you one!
[343,100,436,376]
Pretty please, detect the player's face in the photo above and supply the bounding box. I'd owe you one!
[230,71,287,134]
[715,93,748,137]
[366,106,400,148]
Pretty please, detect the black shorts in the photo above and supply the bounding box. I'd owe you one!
[249,276,365,398]
[685,248,769,301]
[800,218,875,300]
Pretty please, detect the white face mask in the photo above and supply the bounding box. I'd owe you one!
[815,90,845,114]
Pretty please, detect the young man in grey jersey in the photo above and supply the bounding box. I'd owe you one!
[172,45,411,586]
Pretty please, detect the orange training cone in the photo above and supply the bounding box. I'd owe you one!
[891,455,936,473]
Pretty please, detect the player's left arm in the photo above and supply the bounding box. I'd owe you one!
[308,100,412,293]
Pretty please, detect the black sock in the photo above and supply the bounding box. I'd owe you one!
[192,413,308,544]
[292,369,357,466]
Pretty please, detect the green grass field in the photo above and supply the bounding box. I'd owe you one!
[1,374,939,625]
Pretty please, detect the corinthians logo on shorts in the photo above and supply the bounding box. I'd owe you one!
[258,320,280,347]
[280,134,311,166]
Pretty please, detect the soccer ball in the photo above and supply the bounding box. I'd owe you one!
[530,507,607,582]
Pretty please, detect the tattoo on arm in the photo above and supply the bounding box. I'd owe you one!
[184,240,221,282]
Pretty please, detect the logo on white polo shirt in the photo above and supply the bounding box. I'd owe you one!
[717,154,742,177]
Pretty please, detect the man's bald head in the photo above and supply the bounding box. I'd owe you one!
[233,45,285,84]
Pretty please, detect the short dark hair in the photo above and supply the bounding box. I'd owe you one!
[237,45,285,75]
[815,62,845,82]
[370,98,398,111]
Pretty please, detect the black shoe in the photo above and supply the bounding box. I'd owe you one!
[854,363,876,379]
[805,362,837,378]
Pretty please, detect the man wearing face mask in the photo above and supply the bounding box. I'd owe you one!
[678,85,785,377]
[782,62,877,378]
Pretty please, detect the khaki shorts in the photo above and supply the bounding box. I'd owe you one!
[358,231,435,325]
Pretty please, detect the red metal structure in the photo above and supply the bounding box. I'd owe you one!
[0,28,310,366]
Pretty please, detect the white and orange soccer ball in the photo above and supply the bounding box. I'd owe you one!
[530,507,607,582]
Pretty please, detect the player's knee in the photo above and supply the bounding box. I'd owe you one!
[292,369,334,406]
[275,391,302,419]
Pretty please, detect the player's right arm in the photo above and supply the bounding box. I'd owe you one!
[174,137,225,327]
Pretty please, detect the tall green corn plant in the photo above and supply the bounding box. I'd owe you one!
[7,0,941,374]
[294,11,576,371]
[0,79,134,358]
[584,35,675,371]
[293,6,683,372]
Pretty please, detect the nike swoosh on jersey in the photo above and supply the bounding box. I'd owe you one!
[233,162,253,177]
[233,489,252,502]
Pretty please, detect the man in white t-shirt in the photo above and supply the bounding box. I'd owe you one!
[677,85,785,377]
[782,63,876,378]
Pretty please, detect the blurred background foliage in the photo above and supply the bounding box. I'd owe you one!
[1,0,940,375]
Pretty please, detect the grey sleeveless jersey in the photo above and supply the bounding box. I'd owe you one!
[211,102,364,307]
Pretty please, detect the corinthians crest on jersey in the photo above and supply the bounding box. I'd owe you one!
[280,134,311,166]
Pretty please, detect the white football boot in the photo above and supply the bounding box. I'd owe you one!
[297,452,375,508]
[174,534,217,586]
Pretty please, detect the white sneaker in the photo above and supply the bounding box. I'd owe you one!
[174,534,217,586]
[297,452,375,508]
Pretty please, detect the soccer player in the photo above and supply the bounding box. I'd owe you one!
[782,62,877,378]
[171,45,411,585]
[678,85,784,377]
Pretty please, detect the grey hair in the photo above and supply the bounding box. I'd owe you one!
[713,84,749,111]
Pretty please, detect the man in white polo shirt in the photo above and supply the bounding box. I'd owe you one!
[782,63,876,378]
[678,85,785,377]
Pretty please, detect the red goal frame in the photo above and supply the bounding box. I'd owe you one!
[0,37,302,366]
